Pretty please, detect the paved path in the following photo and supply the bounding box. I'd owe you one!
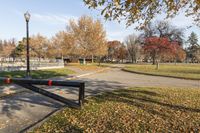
[0,91,63,133]
[81,67,200,97]
[0,65,199,132]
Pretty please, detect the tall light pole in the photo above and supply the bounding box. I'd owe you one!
[24,11,31,78]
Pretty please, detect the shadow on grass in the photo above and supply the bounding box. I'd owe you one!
[91,88,200,117]
[1,77,200,132]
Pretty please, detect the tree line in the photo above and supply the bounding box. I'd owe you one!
[0,15,107,64]
[0,16,200,65]
[107,21,200,65]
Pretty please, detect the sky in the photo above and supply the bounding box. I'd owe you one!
[0,0,200,44]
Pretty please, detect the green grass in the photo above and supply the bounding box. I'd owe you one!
[124,64,200,80]
[0,68,75,79]
[32,87,200,132]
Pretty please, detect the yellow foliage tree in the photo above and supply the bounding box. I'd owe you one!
[84,0,200,27]
[67,15,107,64]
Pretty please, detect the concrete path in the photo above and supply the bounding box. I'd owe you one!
[0,91,63,133]
[0,65,199,132]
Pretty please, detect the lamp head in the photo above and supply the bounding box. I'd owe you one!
[24,11,31,22]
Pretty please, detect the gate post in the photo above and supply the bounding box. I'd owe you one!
[78,82,85,106]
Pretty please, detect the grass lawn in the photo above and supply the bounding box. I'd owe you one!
[0,68,75,79]
[32,87,200,132]
[124,64,200,80]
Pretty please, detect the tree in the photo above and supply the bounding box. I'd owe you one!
[125,34,141,63]
[141,21,184,46]
[1,39,16,59]
[84,0,200,27]
[193,48,200,62]
[187,32,200,62]
[29,34,48,61]
[161,43,186,63]
[117,43,127,63]
[67,15,107,64]
[143,37,177,69]
[12,40,26,60]
[107,41,127,63]
[107,40,121,62]
[0,40,3,57]
[49,31,75,60]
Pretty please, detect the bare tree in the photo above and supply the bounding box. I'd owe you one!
[125,34,141,63]
[141,21,184,44]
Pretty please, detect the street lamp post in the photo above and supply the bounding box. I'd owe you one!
[24,11,31,78]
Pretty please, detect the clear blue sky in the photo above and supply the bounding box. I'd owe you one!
[0,0,200,44]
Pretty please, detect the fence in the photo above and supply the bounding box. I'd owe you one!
[0,62,64,72]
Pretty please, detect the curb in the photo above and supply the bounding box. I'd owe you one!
[21,106,66,132]
[121,69,200,81]
[66,67,109,80]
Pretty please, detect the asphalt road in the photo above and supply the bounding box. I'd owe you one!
[0,66,199,132]
[82,67,200,97]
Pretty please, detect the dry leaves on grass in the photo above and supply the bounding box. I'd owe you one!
[32,87,200,133]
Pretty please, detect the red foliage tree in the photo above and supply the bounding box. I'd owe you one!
[170,42,186,62]
[143,37,184,68]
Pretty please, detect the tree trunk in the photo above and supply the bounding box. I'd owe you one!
[98,56,101,66]
[92,55,94,63]
[39,56,41,62]
[0,58,3,68]
[152,56,156,65]
[156,60,159,70]
[83,58,86,65]
[131,57,134,64]
[174,56,177,65]
[152,51,156,65]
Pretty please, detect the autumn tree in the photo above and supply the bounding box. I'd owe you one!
[1,39,16,59]
[125,34,141,63]
[187,32,200,62]
[107,41,127,63]
[141,21,184,45]
[84,0,200,27]
[0,40,3,57]
[11,40,26,60]
[117,43,127,63]
[29,34,49,61]
[161,43,186,63]
[48,31,76,61]
[193,48,200,62]
[67,15,107,64]
[143,37,178,69]
[107,40,121,62]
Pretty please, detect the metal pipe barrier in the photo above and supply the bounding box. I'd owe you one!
[0,77,85,107]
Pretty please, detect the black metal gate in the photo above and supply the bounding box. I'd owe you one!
[0,77,85,107]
